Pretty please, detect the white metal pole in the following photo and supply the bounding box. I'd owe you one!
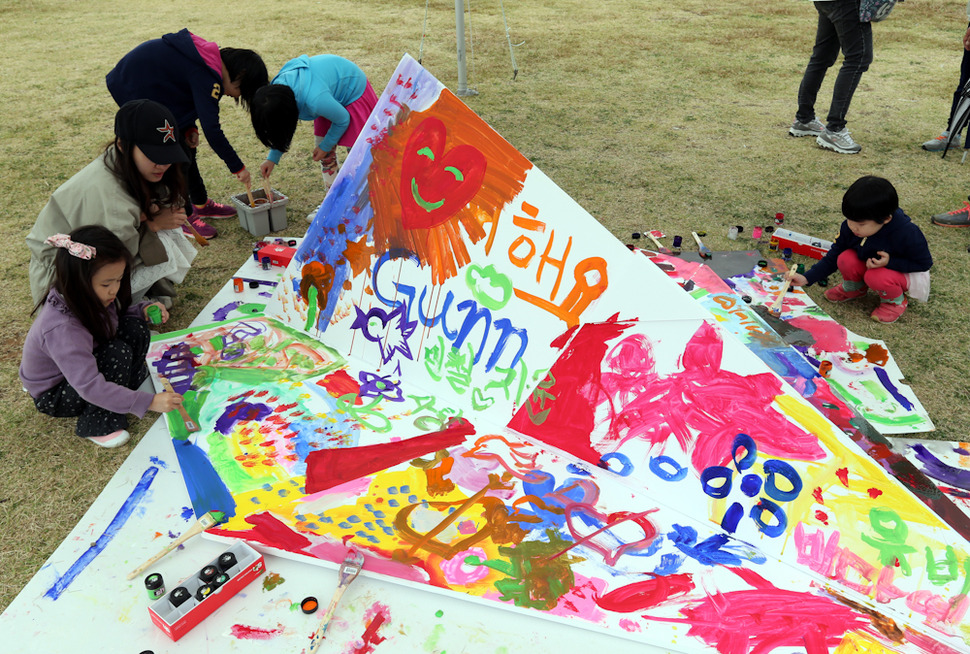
[454,0,478,96]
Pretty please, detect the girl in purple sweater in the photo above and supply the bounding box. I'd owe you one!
[20,226,183,447]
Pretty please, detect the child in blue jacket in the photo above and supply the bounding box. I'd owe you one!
[791,176,932,323]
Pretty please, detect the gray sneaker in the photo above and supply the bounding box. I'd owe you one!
[817,128,861,154]
[931,199,970,227]
[922,131,952,152]
[789,117,824,137]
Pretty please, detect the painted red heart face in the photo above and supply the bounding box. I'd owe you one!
[400,117,487,230]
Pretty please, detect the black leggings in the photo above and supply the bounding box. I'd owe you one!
[34,317,150,438]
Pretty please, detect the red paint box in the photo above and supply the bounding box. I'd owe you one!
[256,243,296,268]
[148,542,264,641]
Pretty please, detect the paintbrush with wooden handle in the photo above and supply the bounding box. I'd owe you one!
[262,180,274,206]
[691,231,712,259]
[646,231,671,254]
[244,182,256,208]
[158,377,199,432]
[181,216,209,247]
[769,263,799,317]
[126,510,226,579]
[306,551,365,654]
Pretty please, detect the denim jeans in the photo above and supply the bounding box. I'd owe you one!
[796,0,873,133]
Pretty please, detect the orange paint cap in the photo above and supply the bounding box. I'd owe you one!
[301,596,318,614]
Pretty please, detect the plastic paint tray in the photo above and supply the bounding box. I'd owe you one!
[230,188,288,237]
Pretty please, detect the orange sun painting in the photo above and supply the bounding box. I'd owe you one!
[368,89,532,286]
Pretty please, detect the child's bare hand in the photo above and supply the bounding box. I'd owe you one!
[259,160,275,179]
[152,206,188,231]
[150,391,183,413]
[235,167,252,188]
[866,251,889,269]
[790,273,808,286]
[143,302,169,324]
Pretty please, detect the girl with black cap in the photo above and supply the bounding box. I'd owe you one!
[27,99,197,308]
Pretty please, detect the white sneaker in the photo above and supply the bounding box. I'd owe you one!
[817,127,861,154]
[85,429,130,448]
[306,201,324,223]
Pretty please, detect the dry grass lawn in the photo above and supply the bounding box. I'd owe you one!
[1,0,969,612]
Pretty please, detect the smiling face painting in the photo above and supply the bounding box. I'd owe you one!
[368,89,532,286]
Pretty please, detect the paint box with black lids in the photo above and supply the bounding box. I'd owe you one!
[148,541,264,641]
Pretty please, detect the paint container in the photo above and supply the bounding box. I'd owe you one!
[757,259,768,268]
[796,263,805,274]
[260,256,271,271]
[631,232,641,240]
[728,226,738,240]
[233,278,244,293]
[301,596,319,614]
[695,230,706,237]
[752,226,763,240]
[818,277,829,287]
[211,572,230,590]
[249,281,259,289]
[146,305,162,325]
[275,238,285,245]
[217,551,237,573]
[735,225,743,234]
[145,573,165,601]
[287,239,297,247]
[782,247,793,261]
[742,295,752,304]
[765,226,775,234]
[774,212,785,225]
[169,586,190,608]
[195,584,214,601]
[672,235,683,248]
[199,565,218,584]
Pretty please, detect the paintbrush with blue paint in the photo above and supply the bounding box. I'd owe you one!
[126,510,226,579]
[306,551,365,653]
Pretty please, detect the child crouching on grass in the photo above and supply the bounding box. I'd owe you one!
[791,176,932,324]
[19,226,183,448]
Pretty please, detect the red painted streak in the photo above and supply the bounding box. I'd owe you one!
[305,418,475,494]
[868,487,883,499]
[812,487,824,504]
[595,573,694,612]
[210,512,312,553]
[787,315,851,353]
[835,467,849,487]
[659,588,870,654]
[230,623,284,640]
[354,612,388,653]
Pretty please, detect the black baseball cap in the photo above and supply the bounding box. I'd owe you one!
[114,99,188,165]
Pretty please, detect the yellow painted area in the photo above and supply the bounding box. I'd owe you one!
[834,631,898,654]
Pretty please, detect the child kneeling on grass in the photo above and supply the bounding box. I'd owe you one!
[791,176,932,324]
[19,226,183,448]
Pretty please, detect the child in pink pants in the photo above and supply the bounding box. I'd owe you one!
[791,176,932,323]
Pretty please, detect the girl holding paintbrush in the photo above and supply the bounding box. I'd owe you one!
[790,176,932,324]
[20,226,182,448]
[251,54,378,219]
[27,100,198,308]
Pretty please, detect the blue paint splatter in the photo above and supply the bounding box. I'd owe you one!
[45,466,159,600]
[910,444,970,490]
[149,456,168,469]
[171,439,237,520]
[180,506,194,521]
[873,366,914,411]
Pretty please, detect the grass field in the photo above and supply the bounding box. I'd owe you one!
[1,0,969,613]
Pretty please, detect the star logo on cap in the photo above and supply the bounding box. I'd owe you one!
[157,120,176,143]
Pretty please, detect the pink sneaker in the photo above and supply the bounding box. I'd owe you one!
[182,215,218,239]
[85,429,130,448]
[871,298,908,323]
[193,198,237,219]
[823,283,867,302]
